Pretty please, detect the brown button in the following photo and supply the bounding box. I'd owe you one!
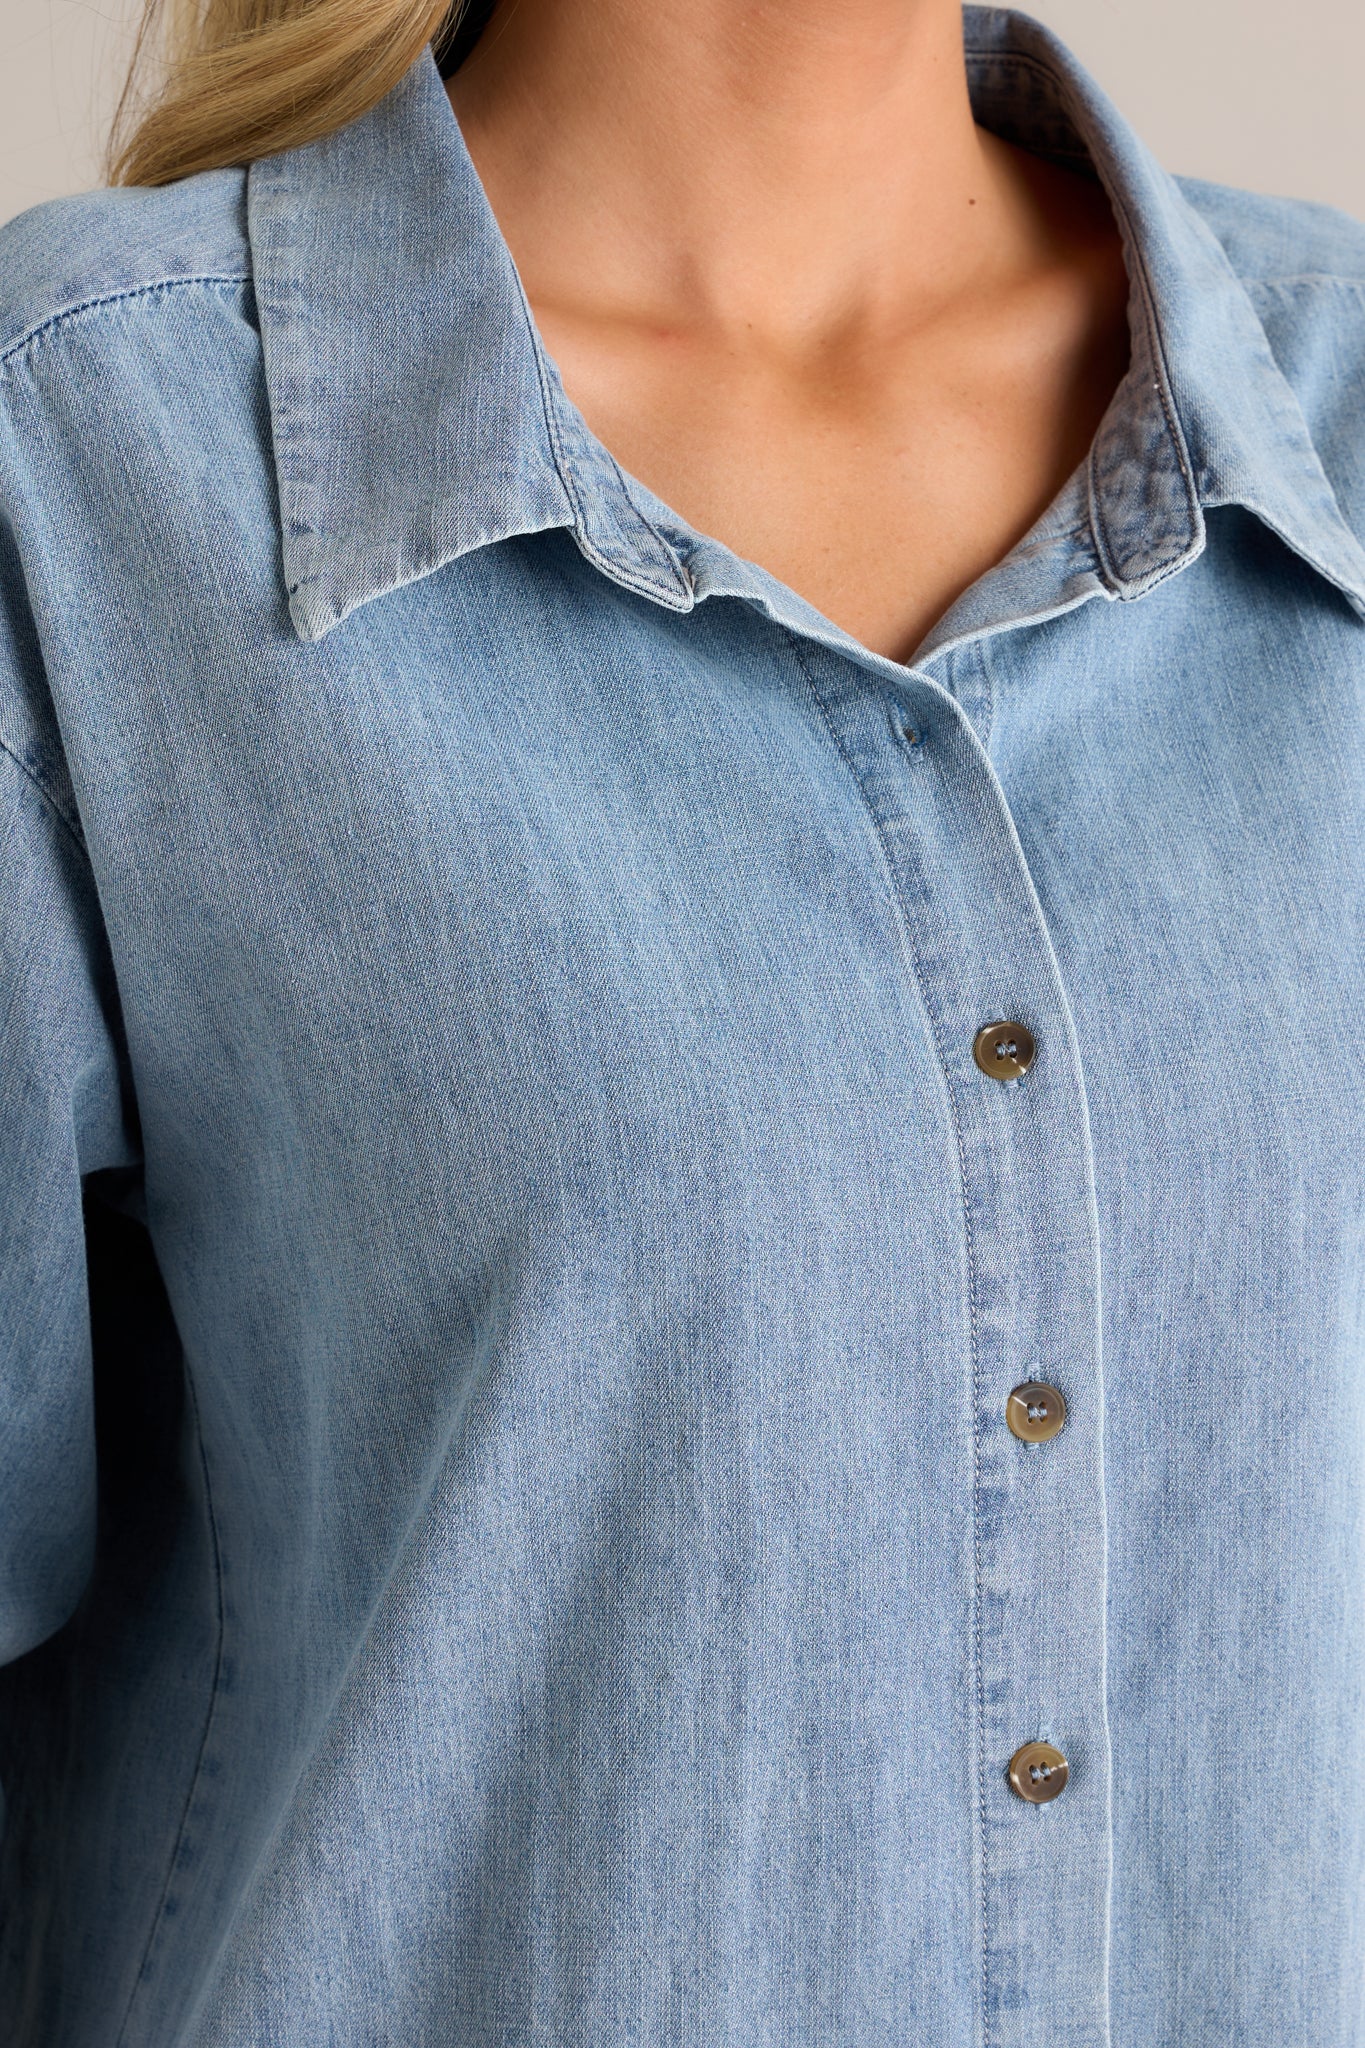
[1006,1380,1068,1444]
[972,1019,1036,1080]
[1008,1740,1069,1804]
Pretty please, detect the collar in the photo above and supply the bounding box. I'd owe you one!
[246,6,1365,644]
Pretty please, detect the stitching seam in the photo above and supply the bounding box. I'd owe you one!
[111,1355,227,2048]
[777,623,992,2048]
[0,735,87,855]
[509,269,689,604]
[0,276,249,375]
[600,444,691,574]
[1245,273,1365,293]
[960,46,1200,589]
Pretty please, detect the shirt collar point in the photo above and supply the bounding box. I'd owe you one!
[287,588,337,644]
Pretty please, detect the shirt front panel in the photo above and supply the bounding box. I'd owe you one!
[0,11,1363,2048]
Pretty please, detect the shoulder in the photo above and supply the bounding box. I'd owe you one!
[1176,178,1365,551]
[1175,173,1365,289]
[1176,178,1365,414]
[0,169,249,371]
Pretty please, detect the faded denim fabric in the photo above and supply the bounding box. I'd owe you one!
[2,6,1365,2043]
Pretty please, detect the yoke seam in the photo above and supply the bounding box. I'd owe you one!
[0,275,249,374]
[1245,274,1365,295]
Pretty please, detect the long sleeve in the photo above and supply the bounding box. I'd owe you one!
[0,527,142,1668]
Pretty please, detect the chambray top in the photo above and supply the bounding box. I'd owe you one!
[2,9,1365,2045]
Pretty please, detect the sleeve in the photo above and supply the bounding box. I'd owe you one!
[0,517,143,1668]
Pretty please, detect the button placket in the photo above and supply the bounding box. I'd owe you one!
[795,638,1113,2048]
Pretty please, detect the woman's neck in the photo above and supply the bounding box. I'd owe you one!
[444,0,1054,359]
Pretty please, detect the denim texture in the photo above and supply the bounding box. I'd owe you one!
[1,7,1364,2043]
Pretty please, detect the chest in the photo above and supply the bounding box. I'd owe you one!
[65,521,1365,1986]
[89,519,1365,1328]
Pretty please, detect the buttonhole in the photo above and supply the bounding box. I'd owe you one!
[899,719,925,750]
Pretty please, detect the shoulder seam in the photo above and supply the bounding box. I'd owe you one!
[0,272,250,375]
[1243,272,1365,291]
[0,735,90,862]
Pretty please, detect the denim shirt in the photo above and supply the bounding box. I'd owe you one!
[2,7,1365,2044]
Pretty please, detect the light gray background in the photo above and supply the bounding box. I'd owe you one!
[1,0,1362,227]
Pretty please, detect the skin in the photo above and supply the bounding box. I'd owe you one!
[445,0,1132,667]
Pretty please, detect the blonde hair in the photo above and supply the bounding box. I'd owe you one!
[107,0,475,188]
